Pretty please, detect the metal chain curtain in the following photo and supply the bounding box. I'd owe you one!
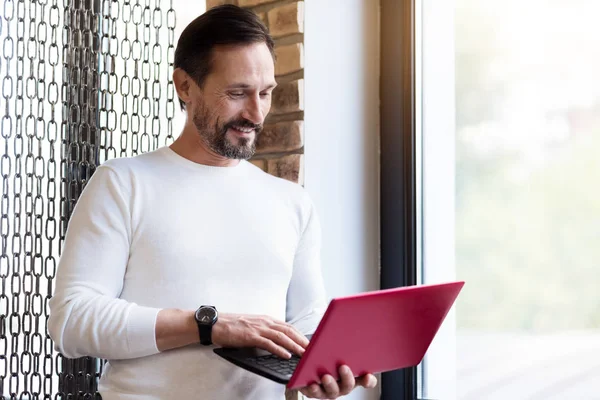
[0,0,176,398]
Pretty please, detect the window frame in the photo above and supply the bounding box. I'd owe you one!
[379,0,419,399]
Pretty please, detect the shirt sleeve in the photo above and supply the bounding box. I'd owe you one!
[286,196,328,335]
[48,164,161,360]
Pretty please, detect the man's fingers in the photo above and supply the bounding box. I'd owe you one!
[262,328,305,356]
[272,322,310,348]
[320,374,340,398]
[253,336,291,359]
[338,365,356,395]
[357,373,378,388]
[299,370,377,399]
[300,383,327,399]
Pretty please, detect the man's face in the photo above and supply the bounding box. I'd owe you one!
[191,42,276,160]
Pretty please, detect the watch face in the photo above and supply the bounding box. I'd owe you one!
[196,307,217,324]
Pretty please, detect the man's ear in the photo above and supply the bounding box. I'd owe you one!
[173,68,193,107]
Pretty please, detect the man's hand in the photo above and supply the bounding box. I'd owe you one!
[300,365,377,399]
[212,313,309,359]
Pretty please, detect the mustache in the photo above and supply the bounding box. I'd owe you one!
[222,119,263,134]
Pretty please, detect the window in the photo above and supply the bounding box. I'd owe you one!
[421,0,600,399]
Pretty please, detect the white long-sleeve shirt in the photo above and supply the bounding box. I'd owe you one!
[48,146,327,400]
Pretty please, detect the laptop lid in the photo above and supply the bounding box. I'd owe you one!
[287,281,464,389]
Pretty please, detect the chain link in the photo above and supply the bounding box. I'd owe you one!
[0,0,14,394]
[60,0,99,396]
[1,0,175,397]
[165,0,175,145]
[44,1,60,398]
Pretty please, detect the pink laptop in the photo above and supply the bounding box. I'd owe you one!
[214,281,464,390]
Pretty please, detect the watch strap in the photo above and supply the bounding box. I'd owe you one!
[199,323,213,346]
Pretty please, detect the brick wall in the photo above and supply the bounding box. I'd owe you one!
[206,0,305,185]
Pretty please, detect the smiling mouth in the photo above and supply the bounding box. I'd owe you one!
[230,125,255,136]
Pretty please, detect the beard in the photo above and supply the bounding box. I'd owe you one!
[192,101,262,160]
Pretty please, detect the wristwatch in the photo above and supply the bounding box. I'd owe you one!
[194,305,218,345]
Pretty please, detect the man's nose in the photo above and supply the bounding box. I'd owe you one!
[241,95,264,125]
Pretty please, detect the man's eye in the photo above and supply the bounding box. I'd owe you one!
[229,92,244,98]
[260,92,271,98]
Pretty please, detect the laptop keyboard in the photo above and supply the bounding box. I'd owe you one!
[248,354,301,377]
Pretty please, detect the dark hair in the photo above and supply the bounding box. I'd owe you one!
[174,4,275,110]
